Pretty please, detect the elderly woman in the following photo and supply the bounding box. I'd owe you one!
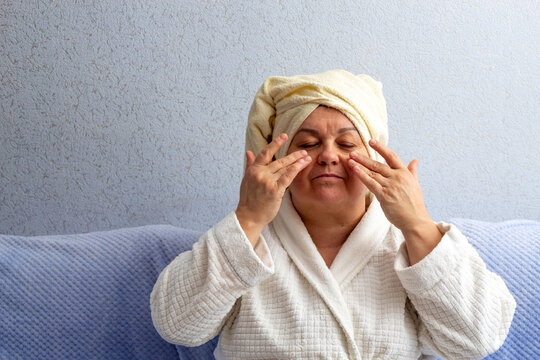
[150,70,515,359]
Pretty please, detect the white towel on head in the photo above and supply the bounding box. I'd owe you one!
[245,69,388,162]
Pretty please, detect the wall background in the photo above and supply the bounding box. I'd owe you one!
[1,1,538,236]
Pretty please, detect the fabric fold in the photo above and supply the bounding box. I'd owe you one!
[329,194,391,289]
[394,221,462,292]
[214,211,275,288]
[272,191,357,353]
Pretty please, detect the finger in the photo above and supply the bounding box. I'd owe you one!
[368,139,405,169]
[255,133,288,165]
[268,149,308,173]
[276,156,312,188]
[347,158,387,186]
[274,154,312,177]
[347,159,383,195]
[349,151,392,178]
[408,159,419,180]
[245,151,256,170]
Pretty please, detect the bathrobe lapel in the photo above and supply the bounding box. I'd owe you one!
[272,191,391,357]
[329,195,391,289]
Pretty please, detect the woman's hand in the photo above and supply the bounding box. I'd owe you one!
[236,133,312,246]
[348,139,442,265]
[347,139,429,231]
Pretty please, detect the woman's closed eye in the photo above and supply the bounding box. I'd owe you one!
[298,142,357,149]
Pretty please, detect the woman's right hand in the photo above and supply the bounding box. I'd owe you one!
[235,133,312,246]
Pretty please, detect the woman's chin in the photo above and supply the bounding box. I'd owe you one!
[311,188,349,204]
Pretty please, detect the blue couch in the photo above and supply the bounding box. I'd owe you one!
[1,218,538,359]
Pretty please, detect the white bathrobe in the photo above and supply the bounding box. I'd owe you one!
[150,193,516,359]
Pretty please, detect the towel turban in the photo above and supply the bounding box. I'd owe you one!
[245,69,389,163]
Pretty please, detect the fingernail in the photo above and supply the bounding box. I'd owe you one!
[350,151,358,158]
[280,133,287,140]
[369,139,377,145]
[305,156,311,162]
[300,150,307,156]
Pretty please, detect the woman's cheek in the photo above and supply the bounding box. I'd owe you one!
[298,162,313,180]
[290,164,310,187]
[339,153,352,168]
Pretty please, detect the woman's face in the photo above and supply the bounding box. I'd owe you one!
[287,106,370,211]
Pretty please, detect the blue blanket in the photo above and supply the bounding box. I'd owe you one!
[0,218,538,359]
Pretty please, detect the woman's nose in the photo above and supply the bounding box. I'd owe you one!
[317,145,339,165]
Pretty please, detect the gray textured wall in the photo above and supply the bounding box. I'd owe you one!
[1,1,538,236]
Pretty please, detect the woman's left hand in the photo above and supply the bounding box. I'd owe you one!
[347,139,432,233]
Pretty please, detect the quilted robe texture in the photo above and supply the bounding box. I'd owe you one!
[151,193,516,360]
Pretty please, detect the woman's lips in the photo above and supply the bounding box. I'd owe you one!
[313,174,343,182]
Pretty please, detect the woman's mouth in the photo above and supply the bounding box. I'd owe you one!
[313,174,343,182]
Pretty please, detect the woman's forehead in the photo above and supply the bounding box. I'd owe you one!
[296,106,360,135]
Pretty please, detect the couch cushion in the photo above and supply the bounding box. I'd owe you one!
[0,225,206,360]
[449,218,539,359]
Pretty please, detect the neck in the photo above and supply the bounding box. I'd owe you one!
[291,195,367,249]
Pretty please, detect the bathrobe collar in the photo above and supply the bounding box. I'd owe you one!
[271,191,391,356]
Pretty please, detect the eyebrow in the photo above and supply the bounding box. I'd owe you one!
[295,127,358,135]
